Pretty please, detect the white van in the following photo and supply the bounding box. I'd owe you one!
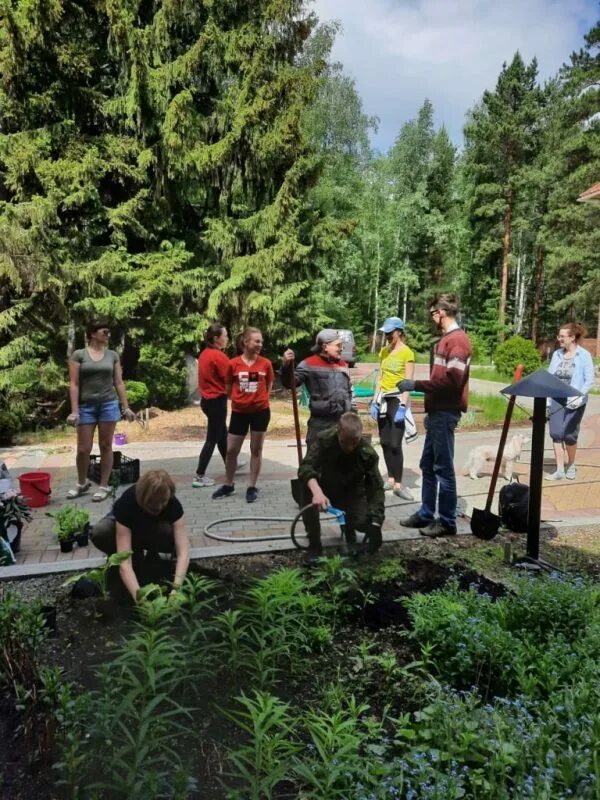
[337,330,357,367]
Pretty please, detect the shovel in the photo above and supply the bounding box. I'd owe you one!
[288,359,304,505]
[471,363,524,540]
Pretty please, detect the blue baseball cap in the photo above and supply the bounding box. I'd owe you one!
[380,317,405,334]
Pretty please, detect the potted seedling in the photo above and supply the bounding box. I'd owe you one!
[0,489,32,554]
[64,551,132,621]
[48,506,91,552]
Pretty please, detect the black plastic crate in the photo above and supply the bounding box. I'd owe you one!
[87,451,140,486]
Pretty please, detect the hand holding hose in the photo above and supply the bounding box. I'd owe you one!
[311,488,330,510]
[66,412,79,427]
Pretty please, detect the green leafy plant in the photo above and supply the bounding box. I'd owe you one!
[0,489,32,532]
[63,550,132,599]
[48,506,90,542]
[224,692,301,800]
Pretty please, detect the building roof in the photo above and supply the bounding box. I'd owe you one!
[577,182,600,205]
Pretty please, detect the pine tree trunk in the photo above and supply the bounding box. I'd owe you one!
[371,238,381,352]
[499,189,512,342]
[596,299,600,358]
[531,245,544,344]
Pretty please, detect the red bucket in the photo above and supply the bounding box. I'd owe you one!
[18,471,52,508]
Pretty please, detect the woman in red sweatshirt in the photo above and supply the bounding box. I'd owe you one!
[194,323,231,487]
[212,327,274,503]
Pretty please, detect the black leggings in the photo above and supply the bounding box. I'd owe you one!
[197,395,228,476]
[377,396,405,482]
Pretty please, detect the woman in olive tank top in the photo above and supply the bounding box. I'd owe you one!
[67,320,135,501]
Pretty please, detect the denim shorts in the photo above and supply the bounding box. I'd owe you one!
[78,399,121,425]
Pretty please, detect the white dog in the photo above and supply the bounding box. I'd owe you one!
[463,434,530,481]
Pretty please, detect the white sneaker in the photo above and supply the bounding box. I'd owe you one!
[565,464,577,480]
[393,486,414,501]
[544,470,565,481]
[236,459,248,472]
[192,474,215,488]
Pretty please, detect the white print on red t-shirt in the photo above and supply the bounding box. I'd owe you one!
[238,371,266,393]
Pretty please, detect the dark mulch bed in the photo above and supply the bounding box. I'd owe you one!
[0,547,505,800]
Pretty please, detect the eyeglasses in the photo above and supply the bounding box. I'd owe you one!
[96,328,111,335]
[430,309,441,317]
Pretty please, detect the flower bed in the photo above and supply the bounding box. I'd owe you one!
[1,549,599,799]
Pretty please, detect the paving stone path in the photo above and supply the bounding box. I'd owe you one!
[2,375,600,578]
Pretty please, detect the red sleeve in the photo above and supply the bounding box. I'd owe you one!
[197,355,201,390]
[226,359,234,386]
[267,360,275,385]
[215,351,229,384]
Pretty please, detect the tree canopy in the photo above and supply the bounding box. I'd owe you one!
[0,3,598,438]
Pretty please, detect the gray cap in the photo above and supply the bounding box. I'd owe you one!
[311,329,341,353]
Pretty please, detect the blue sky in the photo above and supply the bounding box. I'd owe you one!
[311,0,598,151]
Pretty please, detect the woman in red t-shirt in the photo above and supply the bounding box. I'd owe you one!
[194,323,231,487]
[212,327,274,503]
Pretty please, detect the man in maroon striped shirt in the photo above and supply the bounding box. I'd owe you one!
[396,293,472,537]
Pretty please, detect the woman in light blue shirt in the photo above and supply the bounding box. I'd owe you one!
[545,322,595,481]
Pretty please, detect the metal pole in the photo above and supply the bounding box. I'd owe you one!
[527,396,546,560]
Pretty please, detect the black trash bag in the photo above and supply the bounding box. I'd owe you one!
[499,481,529,533]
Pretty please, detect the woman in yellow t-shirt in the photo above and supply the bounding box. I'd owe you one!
[373,317,415,500]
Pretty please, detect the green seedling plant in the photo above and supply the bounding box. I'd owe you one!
[223,691,301,800]
[87,616,193,799]
[47,506,90,541]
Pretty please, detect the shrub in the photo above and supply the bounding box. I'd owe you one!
[0,409,23,445]
[124,380,149,410]
[468,332,491,365]
[493,336,541,378]
[138,344,187,409]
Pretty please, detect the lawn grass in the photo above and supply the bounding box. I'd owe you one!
[469,365,511,382]
[460,390,530,429]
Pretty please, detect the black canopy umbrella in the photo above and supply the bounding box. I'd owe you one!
[500,369,583,567]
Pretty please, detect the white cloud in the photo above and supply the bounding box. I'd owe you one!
[311,0,598,150]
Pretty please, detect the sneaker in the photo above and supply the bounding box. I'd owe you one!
[400,512,431,529]
[236,459,248,472]
[544,470,565,481]
[419,520,457,538]
[565,464,577,480]
[192,474,215,488]
[246,486,259,503]
[393,486,414,501]
[212,484,235,500]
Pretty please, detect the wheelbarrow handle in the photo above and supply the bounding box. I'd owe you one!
[484,363,524,513]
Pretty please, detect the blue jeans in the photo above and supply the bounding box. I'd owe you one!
[418,410,460,529]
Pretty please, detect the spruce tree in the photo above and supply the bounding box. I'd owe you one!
[0,0,329,418]
[542,20,600,341]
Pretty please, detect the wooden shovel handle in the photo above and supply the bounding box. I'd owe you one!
[289,359,303,467]
[485,363,524,512]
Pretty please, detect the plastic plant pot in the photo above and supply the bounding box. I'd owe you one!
[75,522,90,548]
[41,605,57,634]
[113,432,127,446]
[59,537,74,553]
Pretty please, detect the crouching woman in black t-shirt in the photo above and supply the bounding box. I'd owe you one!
[91,469,190,602]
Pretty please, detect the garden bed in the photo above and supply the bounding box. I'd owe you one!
[1,538,599,799]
